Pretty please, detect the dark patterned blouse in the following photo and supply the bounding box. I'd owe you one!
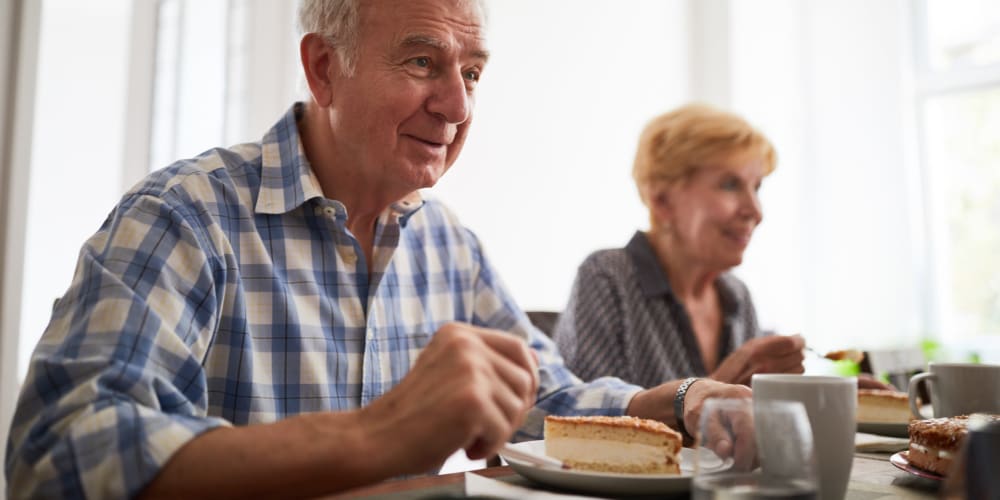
[553,231,763,387]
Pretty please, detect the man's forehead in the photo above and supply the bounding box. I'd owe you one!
[363,0,488,58]
[361,0,488,37]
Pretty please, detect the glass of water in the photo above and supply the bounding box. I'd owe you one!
[692,398,818,500]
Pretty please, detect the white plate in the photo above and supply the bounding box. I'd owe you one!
[500,440,730,496]
[857,422,909,438]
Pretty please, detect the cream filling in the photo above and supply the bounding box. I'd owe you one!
[547,438,672,465]
[909,442,954,459]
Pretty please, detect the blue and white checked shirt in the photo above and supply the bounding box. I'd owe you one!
[5,103,642,499]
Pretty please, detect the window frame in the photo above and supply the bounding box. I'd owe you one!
[912,0,1000,341]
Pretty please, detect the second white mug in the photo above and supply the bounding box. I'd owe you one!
[909,362,1000,419]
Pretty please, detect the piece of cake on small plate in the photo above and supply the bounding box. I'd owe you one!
[543,415,682,474]
[907,413,1000,476]
[857,389,912,423]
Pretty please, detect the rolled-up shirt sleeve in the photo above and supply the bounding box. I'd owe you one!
[6,192,231,499]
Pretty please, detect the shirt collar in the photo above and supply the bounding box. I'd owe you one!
[624,230,742,316]
[625,230,674,298]
[254,102,426,225]
[255,103,324,214]
[389,191,426,228]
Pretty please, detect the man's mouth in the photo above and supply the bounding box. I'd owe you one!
[404,134,449,148]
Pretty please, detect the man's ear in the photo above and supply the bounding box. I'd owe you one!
[300,33,340,107]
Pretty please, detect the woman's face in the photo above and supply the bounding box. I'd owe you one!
[658,150,766,270]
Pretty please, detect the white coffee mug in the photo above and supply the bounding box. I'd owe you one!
[909,363,1000,419]
[752,374,856,500]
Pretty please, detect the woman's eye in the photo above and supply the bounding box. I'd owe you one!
[464,69,481,82]
[721,178,740,190]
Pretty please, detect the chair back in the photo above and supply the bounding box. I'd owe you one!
[526,310,560,337]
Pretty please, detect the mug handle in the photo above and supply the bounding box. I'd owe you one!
[909,372,935,419]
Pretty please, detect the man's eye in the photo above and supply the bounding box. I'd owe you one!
[464,69,481,82]
[411,57,431,68]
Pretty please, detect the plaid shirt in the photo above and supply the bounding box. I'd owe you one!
[5,103,641,499]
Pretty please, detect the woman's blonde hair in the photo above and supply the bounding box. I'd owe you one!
[632,103,776,206]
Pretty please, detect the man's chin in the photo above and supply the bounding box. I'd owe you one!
[411,162,451,186]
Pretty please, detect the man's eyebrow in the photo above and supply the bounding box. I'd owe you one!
[400,34,490,63]
[401,34,448,51]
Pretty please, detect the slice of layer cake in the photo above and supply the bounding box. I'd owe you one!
[907,414,1000,476]
[857,389,912,423]
[543,415,682,474]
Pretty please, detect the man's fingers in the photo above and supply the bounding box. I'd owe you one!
[463,391,516,460]
[480,347,534,422]
[478,329,538,373]
[467,327,539,407]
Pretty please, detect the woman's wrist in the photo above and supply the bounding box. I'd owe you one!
[673,377,702,441]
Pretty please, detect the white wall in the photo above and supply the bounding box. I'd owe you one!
[435,0,690,312]
[728,0,923,351]
[439,0,924,353]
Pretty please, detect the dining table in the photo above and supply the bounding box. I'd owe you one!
[325,446,942,499]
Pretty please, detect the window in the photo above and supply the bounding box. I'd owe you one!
[149,0,230,170]
[14,0,298,381]
[924,0,1000,72]
[18,0,132,379]
[917,0,1000,343]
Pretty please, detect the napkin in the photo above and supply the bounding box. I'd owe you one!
[854,432,909,453]
[464,472,610,500]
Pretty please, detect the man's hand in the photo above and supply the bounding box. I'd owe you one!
[358,323,539,475]
[710,334,805,385]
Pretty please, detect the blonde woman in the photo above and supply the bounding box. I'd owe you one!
[554,104,803,387]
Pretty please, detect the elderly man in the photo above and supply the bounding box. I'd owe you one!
[5,0,750,498]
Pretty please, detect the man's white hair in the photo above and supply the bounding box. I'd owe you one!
[298,0,488,76]
[298,0,362,75]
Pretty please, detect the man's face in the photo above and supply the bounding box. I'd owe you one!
[325,0,488,194]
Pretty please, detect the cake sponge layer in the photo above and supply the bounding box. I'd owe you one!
[544,416,682,474]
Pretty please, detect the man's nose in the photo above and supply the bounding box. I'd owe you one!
[426,70,471,124]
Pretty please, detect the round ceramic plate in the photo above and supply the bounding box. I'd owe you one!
[500,440,730,496]
[889,451,944,481]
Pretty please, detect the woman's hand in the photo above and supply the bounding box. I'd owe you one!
[857,373,895,390]
[710,334,806,385]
